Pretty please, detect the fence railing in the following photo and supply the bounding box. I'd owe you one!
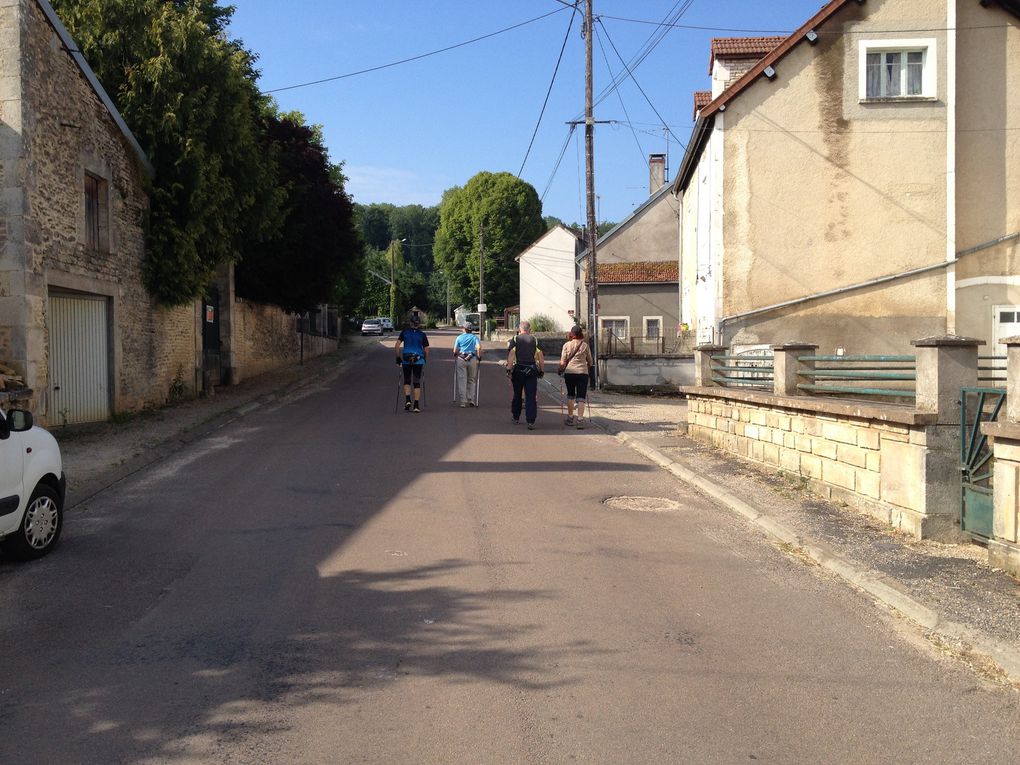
[711,350,774,390]
[600,330,696,356]
[797,355,917,399]
[978,355,1007,386]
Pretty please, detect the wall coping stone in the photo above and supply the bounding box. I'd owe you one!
[1002,336,1020,346]
[770,343,818,350]
[680,386,936,425]
[980,421,1020,441]
[911,334,985,348]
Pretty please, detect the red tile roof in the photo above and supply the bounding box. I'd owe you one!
[596,261,679,284]
[709,36,785,73]
[693,90,712,119]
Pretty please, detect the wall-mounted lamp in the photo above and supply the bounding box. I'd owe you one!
[763,66,777,80]
[806,30,819,45]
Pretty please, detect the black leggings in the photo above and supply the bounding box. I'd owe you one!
[402,364,423,387]
[563,372,589,401]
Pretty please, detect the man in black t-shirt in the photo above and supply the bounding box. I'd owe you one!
[506,321,544,429]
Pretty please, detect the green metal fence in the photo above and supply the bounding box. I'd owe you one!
[960,386,1006,539]
[796,355,916,399]
[711,350,774,390]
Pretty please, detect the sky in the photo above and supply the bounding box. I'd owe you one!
[227,1,826,226]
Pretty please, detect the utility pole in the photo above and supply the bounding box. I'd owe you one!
[389,240,397,322]
[478,222,486,338]
[584,0,599,387]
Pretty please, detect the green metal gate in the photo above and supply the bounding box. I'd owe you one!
[960,387,1006,539]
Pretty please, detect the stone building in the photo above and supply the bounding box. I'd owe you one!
[0,0,199,424]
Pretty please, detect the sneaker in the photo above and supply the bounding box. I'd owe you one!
[564,416,575,426]
[575,418,585,429]
[404,401,412,412]
[527,422,535,430]
[512,417,520,425]
[413,403,421,413]
[459,403,467,408]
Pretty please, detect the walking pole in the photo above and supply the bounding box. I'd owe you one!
[453,357,458,404]
[474,359,481,407]
[394,367,403,415]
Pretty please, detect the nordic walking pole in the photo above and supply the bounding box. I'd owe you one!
[474,360,481,406]
[394,367,403,415]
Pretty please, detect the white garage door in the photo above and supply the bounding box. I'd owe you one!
[48,293,110,424]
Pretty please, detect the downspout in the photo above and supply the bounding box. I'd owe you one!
[946,0,958,332]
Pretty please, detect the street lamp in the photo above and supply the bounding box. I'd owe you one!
[390,238,406,323]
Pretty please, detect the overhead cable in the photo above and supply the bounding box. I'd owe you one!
[518,3,580,178]
[263,6,569,94]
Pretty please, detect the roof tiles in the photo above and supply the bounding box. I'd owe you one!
[596,261,679,284]
[709,36,785,73]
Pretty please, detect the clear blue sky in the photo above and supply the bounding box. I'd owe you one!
[228,1,823,225]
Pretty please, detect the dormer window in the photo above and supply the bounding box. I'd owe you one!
[859,39,937,101]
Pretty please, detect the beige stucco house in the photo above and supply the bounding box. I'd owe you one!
[673,0,1020,355]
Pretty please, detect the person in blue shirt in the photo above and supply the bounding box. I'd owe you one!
[453,321,482,407]
[394,315,430,412]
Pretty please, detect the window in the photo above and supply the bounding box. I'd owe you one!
[859,39,936,101]
[84,172,110,252]
[600,317,629,340]
[643,317,662,340]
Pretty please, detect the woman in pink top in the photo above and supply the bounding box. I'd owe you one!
[558,326,594,428]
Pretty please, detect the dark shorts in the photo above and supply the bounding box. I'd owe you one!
[402,364,423,386]
[564,372,589,400]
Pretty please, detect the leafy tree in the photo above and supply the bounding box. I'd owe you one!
[235,112,363,313]
[52,0,281,305]
[433,172,544,314]
[355,204,394,251]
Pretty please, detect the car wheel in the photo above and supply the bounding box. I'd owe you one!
[0,483,62,560]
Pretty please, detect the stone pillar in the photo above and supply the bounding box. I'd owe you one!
[771,343,817,396]
[694,344,725,387]
[1004,336,1020,422]
[911,335,982,424]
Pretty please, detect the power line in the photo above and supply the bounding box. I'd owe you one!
[263,6,570,94]
[592,21,646,168]
[541,123,577,202]
[597,14,1013,36]
[518,4,580,178]
[596,17,688,153]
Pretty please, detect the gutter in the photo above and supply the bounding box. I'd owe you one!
[719,231,1020,327]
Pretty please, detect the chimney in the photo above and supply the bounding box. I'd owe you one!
[649,154,666,194]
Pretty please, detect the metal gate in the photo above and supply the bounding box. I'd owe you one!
[48,293,110,424]
[960,387,1006,539]
[202,287,222,387]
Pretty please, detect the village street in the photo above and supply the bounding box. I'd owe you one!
[1,330,1019,763]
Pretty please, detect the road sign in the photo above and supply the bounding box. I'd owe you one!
[477,303,487,312]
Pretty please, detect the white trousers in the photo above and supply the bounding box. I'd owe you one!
[455,356,479,404]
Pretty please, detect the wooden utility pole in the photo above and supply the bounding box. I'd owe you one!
[584,0,599,386]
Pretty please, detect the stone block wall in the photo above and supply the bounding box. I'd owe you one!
[686,392,954,539]
[233,299,334,381]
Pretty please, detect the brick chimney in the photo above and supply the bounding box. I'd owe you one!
[649,153,666,194]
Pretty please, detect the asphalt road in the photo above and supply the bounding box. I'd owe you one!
[2,330,1018,763]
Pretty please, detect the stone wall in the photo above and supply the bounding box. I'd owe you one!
[685,389,958,539]
[232,299,334,381]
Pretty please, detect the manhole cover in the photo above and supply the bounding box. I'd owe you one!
[603,496,683,514]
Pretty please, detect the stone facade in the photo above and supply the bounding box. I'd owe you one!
[1,0,196,422]
[686,391,957,539]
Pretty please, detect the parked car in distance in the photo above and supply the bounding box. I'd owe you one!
[379,316,394,332]
[361,318,383,336]
[465,312,480,333]
[0,408,65,560]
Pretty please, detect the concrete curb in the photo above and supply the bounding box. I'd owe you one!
[596,417,1020,685]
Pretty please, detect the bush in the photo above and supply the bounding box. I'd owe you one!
[528,314,556,333]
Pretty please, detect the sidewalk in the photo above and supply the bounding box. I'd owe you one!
[587,388,1020,686]
[55,341,1020,686]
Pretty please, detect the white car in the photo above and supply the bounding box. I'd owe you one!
[361,318,383,336]
[0,409,65,560]
[379,316,394,332]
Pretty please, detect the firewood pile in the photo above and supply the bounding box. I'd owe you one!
[0,362,27,390]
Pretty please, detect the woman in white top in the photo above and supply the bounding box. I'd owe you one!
[558,326,594,428]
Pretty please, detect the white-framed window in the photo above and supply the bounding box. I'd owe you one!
[858,39,937,101]
[643,316,662,340]
[600,316,629,340]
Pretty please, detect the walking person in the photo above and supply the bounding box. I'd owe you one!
[394,314,430,412]
[507,320,545,430]
[453,321,482,407]
[558,325,594,429]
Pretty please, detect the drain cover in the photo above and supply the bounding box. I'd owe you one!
[603,496,683,513]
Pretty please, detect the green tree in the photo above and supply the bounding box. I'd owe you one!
[235,112,363,313]
[433,172,544,314]
[355,203,395,251]
[52,0,282,305]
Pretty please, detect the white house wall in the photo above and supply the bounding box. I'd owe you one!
[518,226,577,331]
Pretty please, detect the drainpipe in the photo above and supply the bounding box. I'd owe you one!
[946,0,958,332]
